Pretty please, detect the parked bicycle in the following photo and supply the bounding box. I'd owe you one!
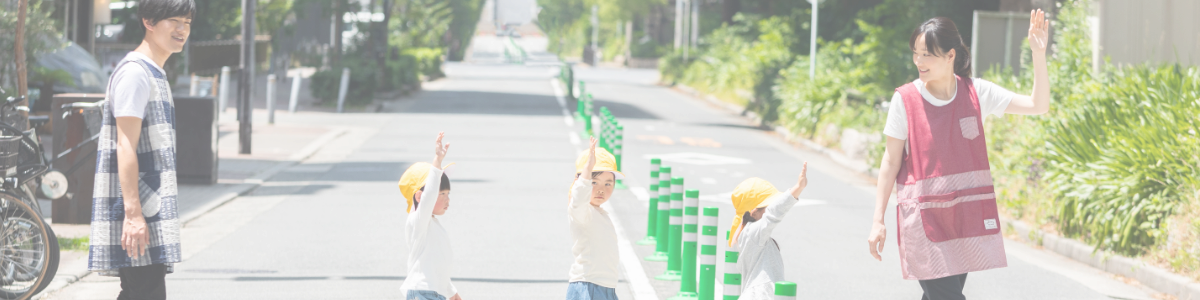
[0,93,62,300]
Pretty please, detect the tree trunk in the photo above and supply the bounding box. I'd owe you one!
[15,0,28,99]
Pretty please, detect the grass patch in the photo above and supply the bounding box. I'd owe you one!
[57,236,89,252]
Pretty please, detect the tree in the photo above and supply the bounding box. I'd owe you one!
[0,0,63,98]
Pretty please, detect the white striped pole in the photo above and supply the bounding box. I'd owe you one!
[699,207,718,300]
[774,281,796,300]
[723,231,740,300]
[646,166,671,261]
[656,176,684,281]
[674,189,700,298]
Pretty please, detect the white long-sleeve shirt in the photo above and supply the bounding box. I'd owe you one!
[736,193,799,299]
[567,177,620,288]
[400,168,458,297]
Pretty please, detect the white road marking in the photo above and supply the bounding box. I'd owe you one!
[549,79,575,126]
[603,202,661,300]
[701,177,717,184]
[569,132,581,146]
[631,186,649,202]
[644,152,752,165]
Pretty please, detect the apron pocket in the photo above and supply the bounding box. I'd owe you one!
[917,187,1000,242]
[959,116,980,140]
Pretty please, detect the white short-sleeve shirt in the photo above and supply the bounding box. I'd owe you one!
[883,78,1016,140]
[107,52,165,119]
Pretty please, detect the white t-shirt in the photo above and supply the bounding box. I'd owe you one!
[883,78,1016,140]
[107,52,165,119]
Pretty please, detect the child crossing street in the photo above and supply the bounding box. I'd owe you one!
[398,132,463,300]
[566,137,626,300]
[728,163,809,299]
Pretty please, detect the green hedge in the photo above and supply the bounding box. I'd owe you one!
[309,55,378,106]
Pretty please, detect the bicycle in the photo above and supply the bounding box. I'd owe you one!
[0,93,61,300]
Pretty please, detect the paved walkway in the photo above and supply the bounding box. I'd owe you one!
[36,109,349,300]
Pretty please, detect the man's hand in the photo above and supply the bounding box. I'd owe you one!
[449,293,462,300]
[583,137,597,175]
[122,214,150,258]
[433,132,450,168]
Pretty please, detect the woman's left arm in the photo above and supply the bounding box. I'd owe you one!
[1006,9,1052,116]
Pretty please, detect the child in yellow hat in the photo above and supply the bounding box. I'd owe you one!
[728,162,808,299]
[566,137,625,300]
[397,132,462,300]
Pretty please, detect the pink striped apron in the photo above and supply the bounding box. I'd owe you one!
[894,76,1007,280]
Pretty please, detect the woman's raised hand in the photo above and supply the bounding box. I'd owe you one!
[1028,9,1049,56]
[433,132,450,169]
[584,137,598,175]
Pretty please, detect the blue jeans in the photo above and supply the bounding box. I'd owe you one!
[565,281,618,300]
[406,290,447,300]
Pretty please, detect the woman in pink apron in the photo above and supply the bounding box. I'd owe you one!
[866,10,1052,299]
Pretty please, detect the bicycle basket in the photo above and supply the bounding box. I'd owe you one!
[0,135,20,177]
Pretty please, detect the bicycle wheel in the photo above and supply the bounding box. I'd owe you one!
[30,227,56,296]
[0,192,50,300]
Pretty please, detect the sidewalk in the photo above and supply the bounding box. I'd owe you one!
[34,109,347,300]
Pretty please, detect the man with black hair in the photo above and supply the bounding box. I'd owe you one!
[88,0,194,299]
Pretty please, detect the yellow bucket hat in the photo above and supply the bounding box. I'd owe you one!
[728,177,778,246]
[568,147,625,202]
[574,147,625,180]
[398,162,455,213]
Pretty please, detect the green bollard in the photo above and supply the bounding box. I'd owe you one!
[576,81,586,120]
[774,281,797,300]
[645,166,671,261]
[641,158,660,239]
[670,189,701,299]
[583,94,594,138]
[613,125,625,189]
[638,182,657,246]
[724,232,741,300]
[656,177,684,281]
[699,207,719,300]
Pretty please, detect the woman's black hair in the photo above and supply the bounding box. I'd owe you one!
[413,173,451,208]
[138,0,197,26]
[910,17,972,78]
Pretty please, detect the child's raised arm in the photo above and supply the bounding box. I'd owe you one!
[433,132,450,170]
[785,162,808,199]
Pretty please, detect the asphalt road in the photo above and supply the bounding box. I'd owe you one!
[46,58,1159,300]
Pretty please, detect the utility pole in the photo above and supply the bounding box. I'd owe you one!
[808,0,821,79]
[590,5,598,65]
[691,0,699,49]
[682,0,690,61]
[674,0,682,50]
[239,0,256,154]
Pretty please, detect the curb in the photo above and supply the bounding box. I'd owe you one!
[1007,220,1200,300]
[33,127,349,300]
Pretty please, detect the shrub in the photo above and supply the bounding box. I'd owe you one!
[309,55,378,106]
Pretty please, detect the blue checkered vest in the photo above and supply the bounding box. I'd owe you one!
[88,56,182,276]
